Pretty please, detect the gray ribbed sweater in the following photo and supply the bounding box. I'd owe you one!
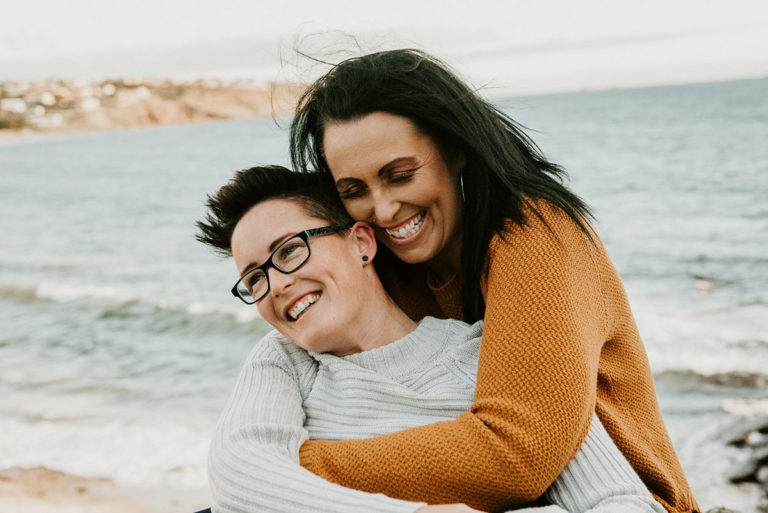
[209,317,666,513]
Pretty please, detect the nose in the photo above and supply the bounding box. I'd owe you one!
[266,267,294,297]
[370,190,400,226]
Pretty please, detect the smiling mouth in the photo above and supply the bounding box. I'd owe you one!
[287,292,321,321]
[385,211,426,240]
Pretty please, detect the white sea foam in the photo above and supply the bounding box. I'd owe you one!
[186,301,261,322]
[629,293,768,378]
[722,398,768,416]
[0,280,261,328]
[35,282,138,304]
[0,415,211,488]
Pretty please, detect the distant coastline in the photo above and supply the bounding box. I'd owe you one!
[0,78,306,139]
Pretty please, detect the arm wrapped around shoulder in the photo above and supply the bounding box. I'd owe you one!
[300,204,610,511]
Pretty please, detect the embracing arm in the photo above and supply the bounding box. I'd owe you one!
[209,335,427,513]
[543,414,666,513]
[300,207,607,511]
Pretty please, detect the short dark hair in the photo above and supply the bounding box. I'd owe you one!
[290,49,592,321]
[196,165,353,256]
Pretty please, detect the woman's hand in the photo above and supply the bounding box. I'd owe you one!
[416,505,486,513]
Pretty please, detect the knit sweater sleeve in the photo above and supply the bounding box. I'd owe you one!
[543,414,666,513]
[299,205,607,512]
[208,331,427,513]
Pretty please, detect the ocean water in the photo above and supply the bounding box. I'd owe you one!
[1,78,767,506]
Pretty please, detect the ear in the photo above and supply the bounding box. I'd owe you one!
[349,221,377,264]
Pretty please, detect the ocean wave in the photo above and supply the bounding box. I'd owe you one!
[0,259,85,274]
[0,283,38,302]
[654,368,768,389]
[0,281,262,328]
[0,416,209,488]
[722,398,768,416]
[0,282,138,305]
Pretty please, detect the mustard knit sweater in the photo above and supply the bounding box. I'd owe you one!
[299,202,699,513]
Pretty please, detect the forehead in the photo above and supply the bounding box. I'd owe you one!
[323,112,430,170]
[231,199,315,263]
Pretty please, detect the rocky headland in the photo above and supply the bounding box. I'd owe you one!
[0,78,305,138]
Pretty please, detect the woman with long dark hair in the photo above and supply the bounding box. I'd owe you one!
[289,49,699,513]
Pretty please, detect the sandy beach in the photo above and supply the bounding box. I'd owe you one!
[0,467,210,513]
[0,466,762,513]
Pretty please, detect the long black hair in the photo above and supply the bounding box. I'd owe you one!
[290,49,592,322]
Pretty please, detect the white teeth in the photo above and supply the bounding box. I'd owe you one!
[386,212,425,239]
[288,293,320,320]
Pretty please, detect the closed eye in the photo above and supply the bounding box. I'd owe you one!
[389,169,416,183]
[338,183,366,200]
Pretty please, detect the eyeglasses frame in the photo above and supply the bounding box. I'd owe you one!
[230,224,352,304]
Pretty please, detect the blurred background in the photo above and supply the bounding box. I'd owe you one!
[1,1,767,512]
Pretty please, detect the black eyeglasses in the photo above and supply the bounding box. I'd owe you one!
[231,224,351,304]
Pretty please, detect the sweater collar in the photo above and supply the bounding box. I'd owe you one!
[337,316,452,379]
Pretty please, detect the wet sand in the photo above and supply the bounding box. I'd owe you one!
[0,467,210,513]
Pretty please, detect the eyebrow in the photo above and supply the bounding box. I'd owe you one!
[239,231,296,277]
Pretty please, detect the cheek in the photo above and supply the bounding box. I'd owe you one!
[433,187,462,230]
[256,301,277,324]
[341,199,370,221]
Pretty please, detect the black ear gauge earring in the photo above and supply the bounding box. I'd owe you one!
[362,256,369,262]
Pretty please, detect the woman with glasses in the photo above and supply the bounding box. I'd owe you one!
[196,165,665,513]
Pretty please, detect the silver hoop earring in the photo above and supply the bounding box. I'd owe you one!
[459,171,466,202]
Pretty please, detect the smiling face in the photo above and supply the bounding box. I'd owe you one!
[230,199,375,355]
[322,112,464,275]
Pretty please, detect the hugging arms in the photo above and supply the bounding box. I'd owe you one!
[197,49,698,512]
[198,167,665,513]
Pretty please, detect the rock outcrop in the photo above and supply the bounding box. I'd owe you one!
[726,416,768,512]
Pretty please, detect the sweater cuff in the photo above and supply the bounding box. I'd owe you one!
[299,438,321,473]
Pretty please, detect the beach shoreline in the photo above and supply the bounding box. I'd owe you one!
[0,466,210,513]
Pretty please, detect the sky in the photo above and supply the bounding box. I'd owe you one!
[1,0,767,95]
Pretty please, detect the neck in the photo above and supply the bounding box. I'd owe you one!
[426,235,462,286]
[332,281,417,357]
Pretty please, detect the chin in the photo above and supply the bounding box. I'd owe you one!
[387,245,435,265]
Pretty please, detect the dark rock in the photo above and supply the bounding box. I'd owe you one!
[725,417,768,448]
[730,445,768,483]
[721,417,768,512]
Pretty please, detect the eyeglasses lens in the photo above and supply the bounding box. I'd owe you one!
[236,236,311,303]
[273,239,310,271]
